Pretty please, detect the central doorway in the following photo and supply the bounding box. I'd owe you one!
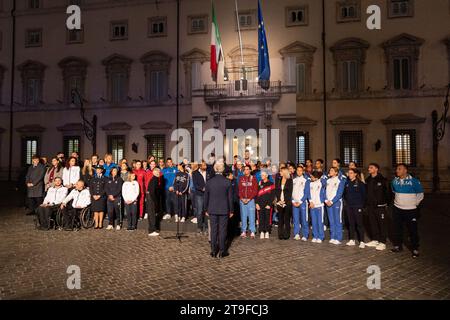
[224,118,260,161]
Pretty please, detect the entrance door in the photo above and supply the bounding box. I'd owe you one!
[224,119,260,161]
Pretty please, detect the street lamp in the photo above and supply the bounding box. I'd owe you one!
[71,89,97,154]
[431,83,450,193]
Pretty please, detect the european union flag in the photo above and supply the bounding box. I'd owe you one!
[258,0,270,90]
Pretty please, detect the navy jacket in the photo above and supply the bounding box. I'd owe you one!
[204,173,233,216]
[344,179,366,208]
[192,170,207,195]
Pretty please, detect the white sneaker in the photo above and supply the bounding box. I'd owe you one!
[375,243,386,251]
[311,238,317,243]
[148,232,159,237]
[316,239,322,244]
[144,214,148,220]
[265,232,270,239]
[250,232,255,239]
[191,217,198,224]
[163,214,171,220]
[116,225,121,231]
[301,237,307,242]
[174,215,179,223]
[260,232,265,239]
[334,240,341,245]
[359,242,366,249]
[106,225,113,230]
[366,240,379,248]
[346,240,356,246]
[294,234,301,241]
[329,239,336,244]
[180,217,186,223]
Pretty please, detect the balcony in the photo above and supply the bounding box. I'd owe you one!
[201,81,292,104]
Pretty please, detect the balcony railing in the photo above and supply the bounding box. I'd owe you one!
[203,81,283,102]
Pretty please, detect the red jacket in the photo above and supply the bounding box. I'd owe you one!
[238,175,259,200]
[144,170,153,192]
[133,168,146,194]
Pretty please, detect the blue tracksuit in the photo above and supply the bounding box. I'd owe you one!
[309,179,326,240]
[325,175,346,241]
[162,166,178,191]
[292,174,310,238]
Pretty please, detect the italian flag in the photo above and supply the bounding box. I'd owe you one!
[210,2,223,82]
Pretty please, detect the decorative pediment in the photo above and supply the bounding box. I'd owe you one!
[297,116,318,126]
[58,57,88,79]
[330,115,372,125]
[279,41,317,57]
[181,48,209,64]
[277,113,296,121]
[101,122,132,131]
[102,54,133,66]
[17,60,46,79]
[140,51,172,65]
[382,114,426,125]
[331,38,370,62]
[381,33,424,49]
[228,45,258,62]
[140,121,173,130]
[16,124,46,133]
[57,123,84,132]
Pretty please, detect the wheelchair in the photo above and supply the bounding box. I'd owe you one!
[33,207,64,230]
[60,206,93,231]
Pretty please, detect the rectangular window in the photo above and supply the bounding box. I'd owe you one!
[149,17,167,37]
[107,135,125,164]
[296,63,306,95]
[286,6,308,27]
[342,60,358,92]
[64,136,80,157]
[26,78,40,106]
[337,1,361,22]
[146,135,166,160]
[66,26,84,44]
[296,132,310,165]
[111,72,127,103]
[188,15,208,34]
[29,0,40,9]
[340,131,363,166]
[110,21,128,41]
[237,10,257,30]
[149,70,167,102]
[393,57,411,90]
[22,137,39,166]
[25,29,42,47]
[392,129,416,166]
[389,0,413,18]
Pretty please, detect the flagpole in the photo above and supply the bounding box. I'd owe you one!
[234,0,245,77]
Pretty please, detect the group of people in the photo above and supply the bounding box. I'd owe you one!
[23,149,424,259]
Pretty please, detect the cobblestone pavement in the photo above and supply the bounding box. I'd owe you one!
[0,192,449,300]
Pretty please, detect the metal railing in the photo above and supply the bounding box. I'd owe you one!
[203,81,282,101]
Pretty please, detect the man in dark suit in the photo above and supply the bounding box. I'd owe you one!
[25,155,46,215]
[204,162,234,258]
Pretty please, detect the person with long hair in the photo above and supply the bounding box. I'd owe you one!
[133,160,146,220]
[44,157,63,192]
[62,156,80,190]
[309,171,326,243]
[325,167,346,245]
[120,162,130,182]
[122,173,140,231]
[344,168,367,248]
[105,167,124,230]
[147,168,163,236]
[348,161,365,183]
[90,166,107,229]
[174,163,190,223]
[274,167,293,240]
[81,159,94,186]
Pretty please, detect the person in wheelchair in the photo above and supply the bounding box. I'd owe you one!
[36,177,68,230]
[60,180,91,231]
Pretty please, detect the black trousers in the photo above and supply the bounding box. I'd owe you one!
[347,207,365,242]
[210,214,229,254]
[62,204,82,230]
[176,194,187,218]
[259,207,271,233]
[392,206,419,250]
[277,205,291,239]
[125,202,138,229]
[36,205,58,229]
[27,197,43,214]
[147,197,160,233]
[367,206,388,243]
[107,197,122,226]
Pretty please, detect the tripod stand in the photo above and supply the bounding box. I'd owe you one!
[164,193,189,242]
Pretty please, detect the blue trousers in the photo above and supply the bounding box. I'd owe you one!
[327,199,343,241]
[165,189,176,215]
[311,206,325,240]
[292,202,309,238]
[239,199,256,233]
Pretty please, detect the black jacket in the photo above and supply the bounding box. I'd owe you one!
[173,172,189,194]
[89,175,107,196]
[256,180,275,208]
[204,173,233,215]
[25,163,46,198]
[274,178,293,205]
[344,179,366,208]
[105,176,124,198]
[147,176,162,203]
[192,170,207,195]
[365,173,390,206]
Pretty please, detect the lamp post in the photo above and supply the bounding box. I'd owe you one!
[432,83,450,193]
[71,89,97,155]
